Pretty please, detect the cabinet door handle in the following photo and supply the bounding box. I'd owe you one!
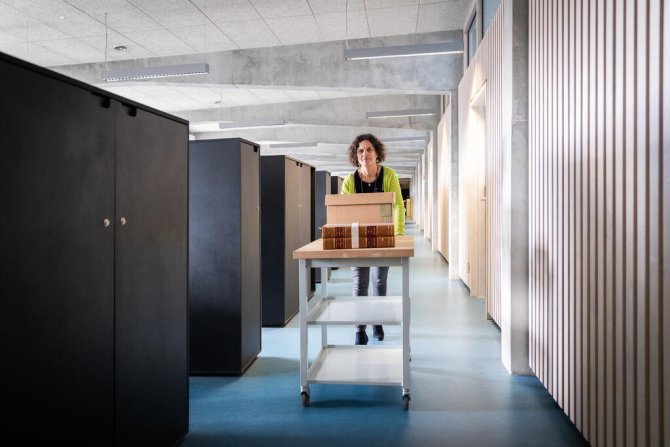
[103,218,111,227]
[92,92,111,108]
[120,217,127,225]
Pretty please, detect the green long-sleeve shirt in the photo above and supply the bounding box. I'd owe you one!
[341,165,406,236]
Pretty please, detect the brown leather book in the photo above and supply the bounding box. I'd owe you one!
[322,223,394,238]
[322,236,395,250]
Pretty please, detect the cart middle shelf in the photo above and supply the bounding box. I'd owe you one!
[306,296,403,325]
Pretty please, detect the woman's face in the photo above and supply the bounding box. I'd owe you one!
[356,140,377,166]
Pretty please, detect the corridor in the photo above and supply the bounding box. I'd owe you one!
[183,225,587,447]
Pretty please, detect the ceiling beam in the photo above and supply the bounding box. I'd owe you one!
[54,33,463,94]
[177,94,441,130]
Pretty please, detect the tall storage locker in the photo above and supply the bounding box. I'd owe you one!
[189,138,261,375]
[313,171,331,282]
[261,156,314,326]
[331,175,344,194]
[0,53,188,446]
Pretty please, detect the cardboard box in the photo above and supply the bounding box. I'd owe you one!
[325,192,394,224]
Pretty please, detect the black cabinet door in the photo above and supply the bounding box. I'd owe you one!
[114,103,188,446]
[0,59,115,443]
[300,165,313,247]
[283,159,300,322]
[314,171,330,236]
[314,171,330,282]
[240,142,261,367]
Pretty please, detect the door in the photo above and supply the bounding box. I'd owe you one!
[0,57,115,443]
[114,102,189,445]
[284,159,301,321]
[240,142,261,364]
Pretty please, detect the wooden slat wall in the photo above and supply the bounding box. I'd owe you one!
[457,3,504,318]
[529,1,667,445]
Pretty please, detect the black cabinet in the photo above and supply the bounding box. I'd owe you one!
[189,138,261,374]
[0,53,188,446]
[261,156,314,326]
[313,171,331,282]
[331,175,344,194]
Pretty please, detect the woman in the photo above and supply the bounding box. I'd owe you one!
[341,134,406,345]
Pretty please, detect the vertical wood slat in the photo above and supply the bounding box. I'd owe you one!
[571,0,578,430]
[579,0,588,435]
[647,0,662,445]
[636,1,648,446]
[596,0,606,444]
[624,0,637,444]
[558,0,564,408]
[614,0,626,445]
[553,0,560,410]
[604,0,614,443]
[528,0,666,446]
[574,0,583,432]
[588,0,597,441]
[663,0,669,444]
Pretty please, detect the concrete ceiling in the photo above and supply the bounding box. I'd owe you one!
[0,0,467,178]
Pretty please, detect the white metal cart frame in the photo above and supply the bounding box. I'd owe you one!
[293,236,414,409]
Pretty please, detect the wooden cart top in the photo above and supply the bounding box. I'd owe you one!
[293,235,414,259]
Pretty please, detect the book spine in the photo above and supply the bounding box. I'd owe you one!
[322,224,394,238]
[322,236,395,250]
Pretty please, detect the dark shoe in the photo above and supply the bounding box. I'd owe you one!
[373,325,384,341]
[355,330,368,345]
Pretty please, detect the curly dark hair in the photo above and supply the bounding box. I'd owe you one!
[347,133,386,167]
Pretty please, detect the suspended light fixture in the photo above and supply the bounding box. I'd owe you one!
[102,63,209,82]
[218,119,286,130]
[269,142,317,148]
[366,109,437,119]
[344,41,463,61]
[383,136,428,143]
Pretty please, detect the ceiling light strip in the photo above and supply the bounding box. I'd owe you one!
[366,109,437,119]
[344,42,463,61]
[268,142,318,148]
[102,63,209,82]
[383,137,428,143]
[218,119,286,129]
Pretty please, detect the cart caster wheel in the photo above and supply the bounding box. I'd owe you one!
[402,395,410,411]
[301,392,310,407]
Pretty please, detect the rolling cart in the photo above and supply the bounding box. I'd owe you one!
[293,235,414,409]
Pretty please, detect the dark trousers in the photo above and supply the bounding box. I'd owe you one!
[352,266,389,331]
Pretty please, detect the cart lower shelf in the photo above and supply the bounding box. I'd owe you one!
[308,346,402,385]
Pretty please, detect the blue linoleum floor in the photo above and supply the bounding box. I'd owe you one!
[181,225,588,447]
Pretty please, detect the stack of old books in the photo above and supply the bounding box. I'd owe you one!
[322,223,395,250]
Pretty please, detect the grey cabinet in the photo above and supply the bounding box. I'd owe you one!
[261,156,314,326]
[0,53,188,446]
[189,138,261,375]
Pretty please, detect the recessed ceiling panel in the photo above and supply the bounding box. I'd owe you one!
[265,15,322,45]
[367,6,420,37]
[217,19,280,48]
[418,1,467,32]
[124,28,196,56]
[250,0,312,19]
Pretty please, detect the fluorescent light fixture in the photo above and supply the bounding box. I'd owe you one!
[383,137,428,143]
[367,109,437,119]
[102,63,209,82]
[269,142,317,148]
[344,41,463,61]
[218,119,285,130]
